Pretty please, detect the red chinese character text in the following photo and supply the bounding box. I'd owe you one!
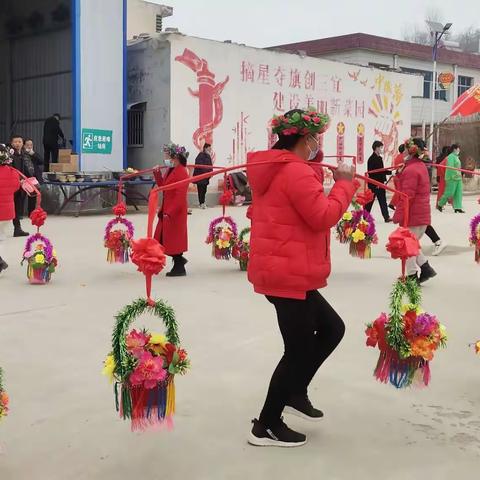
[274,67,286,87]
[273,91,285,112]
[317,99,328,114]
[289,69,301,89]
[305,94,315,109]
[331,75,342,93]
[240,61,255,82]
[289,93,301,110]
[305,71,316,90]
[355,100,365,118]
[258,64,270,84]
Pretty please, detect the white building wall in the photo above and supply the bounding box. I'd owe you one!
[167,34,419,174]
[316,48,480,126]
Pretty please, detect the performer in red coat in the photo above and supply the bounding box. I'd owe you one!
[393,138,437,283]
[246,109,356,448]
[154,143,190,277]
[0,144,21,273]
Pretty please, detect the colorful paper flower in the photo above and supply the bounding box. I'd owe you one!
[148,333,168,355]
[126,329,151,358]
[351,229,366,243]
[130,238,167,276]
[102,354,116,383]
[342,212,353,221]
[34,253,45,264]
[129,351,166,389]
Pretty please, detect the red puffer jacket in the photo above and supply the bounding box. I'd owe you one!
[247,149,356,300]
[393,157,431,227]
[0,165,20,221]
[154,165,189,255]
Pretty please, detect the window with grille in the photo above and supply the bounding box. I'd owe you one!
[401,68,447,100]
[458,75,473,97]
[127,103,146,148]
[156,15,163,33]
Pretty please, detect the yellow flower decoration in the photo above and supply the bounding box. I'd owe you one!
[149,333,168,355]
[102,354,115,383]
[342,212,353,221]
[401,304,423,315]
[52,249,57,257]
[34,254,45,264]
[351,229,365,243]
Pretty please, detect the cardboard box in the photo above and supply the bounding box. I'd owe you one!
[58,149,72,163]
[50,163,75,173]
[69,155,79,171]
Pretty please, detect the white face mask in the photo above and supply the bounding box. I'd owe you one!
[165,159,173,168]
[307,137,319,161]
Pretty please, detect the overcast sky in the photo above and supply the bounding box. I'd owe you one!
[155,0,479,47]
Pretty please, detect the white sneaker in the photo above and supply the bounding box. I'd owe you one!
[200,203,207,210]
[432,240,447,256]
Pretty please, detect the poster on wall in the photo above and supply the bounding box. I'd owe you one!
[169,35,419,184]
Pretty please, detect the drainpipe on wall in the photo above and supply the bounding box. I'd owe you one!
[453,64,458,103]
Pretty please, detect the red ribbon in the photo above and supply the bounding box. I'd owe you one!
[355,188,374,206]
[219,189,233,207]
[29,207,47,228]
[131,238,167,305]
[112,202,127,217]
[386,227,420,260]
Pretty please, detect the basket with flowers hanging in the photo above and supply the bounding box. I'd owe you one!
[469,213,480,263]
[104,203,134,264]
[205,216,238,260]
[365,278,447,389]
[233,227,250,271]
[103,298,190,431]
[21,233,58,284]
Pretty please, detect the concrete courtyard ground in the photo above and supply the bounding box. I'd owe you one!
[1,196,480,480]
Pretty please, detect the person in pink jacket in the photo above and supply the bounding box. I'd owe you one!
[0,144,21,273]
[393,138,436,283]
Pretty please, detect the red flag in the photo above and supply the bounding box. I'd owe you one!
[451,84,480,117]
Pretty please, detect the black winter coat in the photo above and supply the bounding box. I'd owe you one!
[43,116,65,147]
[27,151,44,182]
[367,153,391,185]
[193,152,213,185]
[11,150,35,177]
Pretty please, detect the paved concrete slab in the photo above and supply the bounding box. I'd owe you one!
[0,197,479,479]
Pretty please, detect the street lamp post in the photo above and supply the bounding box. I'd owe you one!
[427,21,452,156]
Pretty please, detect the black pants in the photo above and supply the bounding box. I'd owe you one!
[197,183,207,205]
[425,225,440,244]
[12,190,35,230]
[43,144,59,172]
[365,186,390,221]
[259,290,345,427]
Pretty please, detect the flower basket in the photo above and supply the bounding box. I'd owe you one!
[104,217,134,264]
[233,227,250,271]
[0,367,8,421]
[21,233,57,284]
[469,213,480,263]
[365,278,447,389]
[348,208,377,259]
[336,210,355,244]
[205,216,238,260]
[103,298,189,431]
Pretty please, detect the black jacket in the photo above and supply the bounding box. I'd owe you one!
[367,153,390,184]
[43,116,65,147]
[27,151,44,182]
[193,152,213,185]
[11,149,35,177]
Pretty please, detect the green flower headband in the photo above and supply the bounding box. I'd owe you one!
[271,109,330,136]
[163,143,189,159]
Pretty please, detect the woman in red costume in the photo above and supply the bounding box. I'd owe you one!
[246,109,356,448]
[154,144,189,277]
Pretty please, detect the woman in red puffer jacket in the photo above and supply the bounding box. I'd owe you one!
[153,143,189,277]
[246,109,356,448]
[0,144,21,273]
[393,138,436,284]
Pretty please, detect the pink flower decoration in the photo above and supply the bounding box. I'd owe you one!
[312,117,321,124]
[129,351,166,389]
[126,329,151,358]
[302,115,311,121]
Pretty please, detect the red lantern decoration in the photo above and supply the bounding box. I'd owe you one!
[438,72,454,90]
